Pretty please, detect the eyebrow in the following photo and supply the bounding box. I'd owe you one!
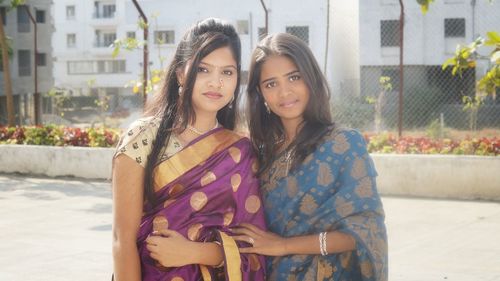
[199,61,237,69]
[260,70,300,85]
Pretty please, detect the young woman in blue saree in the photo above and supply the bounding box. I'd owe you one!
[233,33,388,280]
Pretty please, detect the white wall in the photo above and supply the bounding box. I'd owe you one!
[329,0,360,97]
[52,0,332,95]
[360,0,500,67]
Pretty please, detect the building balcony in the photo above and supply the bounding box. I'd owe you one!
[92,11,115,19]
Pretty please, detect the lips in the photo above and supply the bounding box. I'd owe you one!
[279,99,299,108]
[203,91,223,99]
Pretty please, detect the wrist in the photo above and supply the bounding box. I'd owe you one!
[280,237,289,256]
[188,241,204,264]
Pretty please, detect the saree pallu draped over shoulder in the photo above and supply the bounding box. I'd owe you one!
[261,128,388,281]
[138,128,266,281]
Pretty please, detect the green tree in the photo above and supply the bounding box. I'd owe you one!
[417,0,499,99]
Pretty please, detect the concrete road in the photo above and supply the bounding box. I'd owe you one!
[1,174,499,281]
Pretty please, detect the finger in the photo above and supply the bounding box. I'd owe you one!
[146,236,161,245]
[232,235,251,243]
[238,223,266,235]
[238,247,258,254]
[146,243,157,253]
[231,227,256,237]
[150,251,160,260]
[157,229,179,237]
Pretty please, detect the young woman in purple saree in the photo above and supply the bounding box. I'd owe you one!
[112,18,266,281]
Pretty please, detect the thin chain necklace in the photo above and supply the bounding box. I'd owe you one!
[186,120,219,135]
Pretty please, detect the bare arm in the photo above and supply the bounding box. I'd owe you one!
[233,223,355,256]
[145,229,224,267]
[112,155,144,281]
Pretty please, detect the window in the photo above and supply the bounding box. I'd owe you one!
[67,34,76,48]
[258,27,267,41]
[17,5,30,33]
[236,20,249,35]
[445,18,465,38]
[36,10,46,23]
[154,30,175,44]
[102,4,116,18]
[37,53,47,66]
[94,2,116,18]
[380,20,400,47]
[18,50,31,76]
[67,60,126,75]
[126,31,136,39]
[103,33,116,46]
[0,7,6,25]
[94,30,116,47]
[286,26,309,44]
[66,5,75,20]
[68,61,93,74]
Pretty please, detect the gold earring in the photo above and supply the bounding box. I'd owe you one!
[228,95,234,109]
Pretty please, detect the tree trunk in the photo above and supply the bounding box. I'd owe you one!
[0,19,15,126]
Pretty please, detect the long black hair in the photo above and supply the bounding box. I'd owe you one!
[247,33,333,175]
[143,18,241,205]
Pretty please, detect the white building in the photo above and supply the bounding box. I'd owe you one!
[52,0,357,114]
[359,0,500,99]
[0,0,53,124]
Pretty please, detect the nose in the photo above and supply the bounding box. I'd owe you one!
[278,83,292,98]
[208,74,224,89]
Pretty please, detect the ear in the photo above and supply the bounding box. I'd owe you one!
[176,67,185,86]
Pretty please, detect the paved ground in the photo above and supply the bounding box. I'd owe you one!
[1,173,499,281]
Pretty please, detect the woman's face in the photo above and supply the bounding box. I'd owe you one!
[180,46,238,117]
[259,55,310,123]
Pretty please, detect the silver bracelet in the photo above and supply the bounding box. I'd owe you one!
[319,232,328,256]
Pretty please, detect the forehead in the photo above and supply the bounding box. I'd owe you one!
[260,55,298,79]
[200,46,237,66]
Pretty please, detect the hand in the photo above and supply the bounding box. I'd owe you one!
[231,223,288,256]
[146,229,197,267]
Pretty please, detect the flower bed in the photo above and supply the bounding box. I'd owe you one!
[1,126,499,156]
[365,134,499,156]
[0,125,120,148]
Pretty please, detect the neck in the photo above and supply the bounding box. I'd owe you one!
[190,112,218,132]
[281,117,303,145]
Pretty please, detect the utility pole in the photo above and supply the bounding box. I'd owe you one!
[398,0,405,137]
[259,0,268,37]
[131,0,148,108]
[24,5,40,125]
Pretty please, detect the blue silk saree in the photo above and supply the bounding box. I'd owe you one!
[260,127,388,280]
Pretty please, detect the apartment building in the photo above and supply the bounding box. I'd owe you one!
[0,0,53,124]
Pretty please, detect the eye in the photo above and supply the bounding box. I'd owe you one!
[289,74,301,82]
[264,81,277,89]
[223,70,233,76]
[197,66,208,73]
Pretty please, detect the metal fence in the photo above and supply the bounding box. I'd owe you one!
[3,1,499,138]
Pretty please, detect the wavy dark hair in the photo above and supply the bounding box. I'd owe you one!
[143,18,241,205]
[247,33,333,175]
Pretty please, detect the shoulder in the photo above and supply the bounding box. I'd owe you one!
[117,117,160,147]
[321,126,368,155]
[114,116,161,167]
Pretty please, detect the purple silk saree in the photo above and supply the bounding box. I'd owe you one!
[137,128,266,281]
